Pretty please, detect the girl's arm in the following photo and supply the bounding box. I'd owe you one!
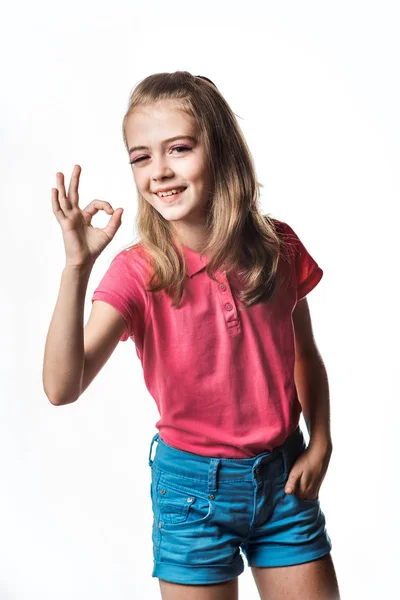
[44,165,124,405]
[43,263,93,405]
[42,265,126,406]
[292,298,332,450]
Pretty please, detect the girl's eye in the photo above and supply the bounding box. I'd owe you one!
[172,145,191,154]
[129,145,191,165]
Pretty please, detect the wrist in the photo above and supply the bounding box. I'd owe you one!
[64,262,94,274]
[308,432,332,453]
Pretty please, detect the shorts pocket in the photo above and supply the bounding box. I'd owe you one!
[299,495,320,504]
[288,489,320,504]
[284,443,320,503]
[156,474,214,529]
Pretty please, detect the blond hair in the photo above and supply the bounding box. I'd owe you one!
[122,71,292,310]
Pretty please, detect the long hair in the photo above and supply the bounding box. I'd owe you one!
[121,71,292,310]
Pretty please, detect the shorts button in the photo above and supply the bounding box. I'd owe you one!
[160,489,166,495]
[208,494,215,500]
[187,497,194,502]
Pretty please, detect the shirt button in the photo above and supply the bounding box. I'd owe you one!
[225,303,233,311]
[219,284,226,291]
[255,467,260,474]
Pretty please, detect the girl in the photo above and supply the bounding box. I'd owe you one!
[43,71,341,600]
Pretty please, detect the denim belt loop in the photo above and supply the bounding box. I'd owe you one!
[148,432,160,467]
[207,458,221,495]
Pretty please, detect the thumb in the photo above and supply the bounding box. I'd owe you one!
[103,208,123,238]
[285,472,299,494]
[114,207,124,223]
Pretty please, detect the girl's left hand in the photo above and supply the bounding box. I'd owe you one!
[284,442,332,501]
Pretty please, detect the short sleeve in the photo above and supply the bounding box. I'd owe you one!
[91,250,147,343]
[276,220,323,302]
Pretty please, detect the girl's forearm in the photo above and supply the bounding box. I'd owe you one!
[294,353,333,450]
[42,263,93,405]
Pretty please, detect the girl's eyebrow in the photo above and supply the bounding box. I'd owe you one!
[128,135,197,154]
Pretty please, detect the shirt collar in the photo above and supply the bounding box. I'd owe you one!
[173,241,210,278]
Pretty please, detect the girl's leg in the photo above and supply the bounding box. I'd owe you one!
[159,577,239,600]
[251,553,340,600]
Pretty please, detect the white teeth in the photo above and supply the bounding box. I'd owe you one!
[157,188,185,197]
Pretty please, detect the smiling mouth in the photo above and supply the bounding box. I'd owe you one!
[155,187,187,198]
[155,188,186,202]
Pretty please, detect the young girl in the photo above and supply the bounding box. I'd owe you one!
[44,71,341,600]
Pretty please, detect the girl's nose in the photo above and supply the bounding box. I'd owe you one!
[152,156,174,181]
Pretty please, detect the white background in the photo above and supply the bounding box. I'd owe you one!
[1,1,399,598]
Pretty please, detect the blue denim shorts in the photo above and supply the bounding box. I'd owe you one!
[148,425,332,585]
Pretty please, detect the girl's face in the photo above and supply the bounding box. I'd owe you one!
[125,100,212,235]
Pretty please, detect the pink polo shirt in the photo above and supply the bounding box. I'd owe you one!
[91,219,323,458]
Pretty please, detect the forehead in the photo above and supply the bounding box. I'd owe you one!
[125,100,197,145]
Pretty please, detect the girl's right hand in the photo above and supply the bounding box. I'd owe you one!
[52,165,124,268]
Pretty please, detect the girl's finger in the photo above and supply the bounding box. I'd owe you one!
[82,200,114,216]
[56,172,72,211]
[80,200,114,225]
[102,208,123,239]
[51,188,67,220]
[67,165,81,207]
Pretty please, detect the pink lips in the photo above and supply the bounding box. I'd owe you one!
[156,189,185,203]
